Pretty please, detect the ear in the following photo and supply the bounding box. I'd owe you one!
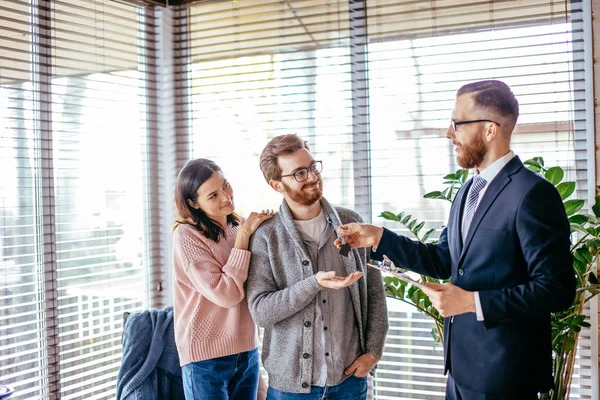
[485,122,498,142]
[187,199,198,209]
[269,179,284,193]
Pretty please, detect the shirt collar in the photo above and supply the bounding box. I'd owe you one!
[477,150,515,183]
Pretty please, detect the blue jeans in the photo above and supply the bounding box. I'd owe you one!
[266,375,368,400]
[182,348,260,400]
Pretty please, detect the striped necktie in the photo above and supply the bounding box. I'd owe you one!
[462,176,487,240]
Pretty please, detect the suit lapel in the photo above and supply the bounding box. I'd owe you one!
[458,157,522,266]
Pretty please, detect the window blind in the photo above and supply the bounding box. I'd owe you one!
[179,0,595,398]
[0,1,158,399]
[180,0,361,219]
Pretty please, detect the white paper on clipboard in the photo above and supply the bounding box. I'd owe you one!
[367,255,426,290]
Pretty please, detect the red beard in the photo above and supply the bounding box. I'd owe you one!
[283,178,323,206]
[456,132,487,169]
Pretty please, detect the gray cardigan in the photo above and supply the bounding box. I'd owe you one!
[247,198,389,393]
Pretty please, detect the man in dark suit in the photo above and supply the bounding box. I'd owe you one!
[335,80,575,399]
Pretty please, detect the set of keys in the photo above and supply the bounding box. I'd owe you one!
[338,236,351,257]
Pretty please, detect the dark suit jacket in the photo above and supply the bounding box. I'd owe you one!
[372,156,575,394]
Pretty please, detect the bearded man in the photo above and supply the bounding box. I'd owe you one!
[335,80,575,400]
[246,134,389,399]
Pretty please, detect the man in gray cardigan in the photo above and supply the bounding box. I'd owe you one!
[247,134,389,398]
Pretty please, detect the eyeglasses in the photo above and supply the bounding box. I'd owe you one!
[450,119,500,132]
[280,161,323,182]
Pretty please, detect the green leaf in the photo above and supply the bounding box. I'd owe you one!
[570,224,588,235]
[563,336,576,351]
[431,328,440,343]
[523,158,538,167]
[574,248,593,264]
[586,238,600,250]
[408,286,420,304]
[586,227,600,237]
[414,221,425,236]
[564,199,585,216]
[545,166,564,185]
[587,214,600,225]
[385,285,397,298]
[408,219,416,230]
[443,173,456,180]
[423,295,431,309]
[556,182,576,200]
[383,276,396,285]
[460,169,469,182]
[573,259,587,277]
[380,211,400,222]
[569,215,588,225]
[424,191,444,199]
[592,196,600,217]
[445,188,453,200]
[402,215,412,224]
[524,157,544,170]
[421,228,435,243]
[530,158,547,173]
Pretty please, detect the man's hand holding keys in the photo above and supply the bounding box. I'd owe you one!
[334,222,384,249]
[334,222,476,318]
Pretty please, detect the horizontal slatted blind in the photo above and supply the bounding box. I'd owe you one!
[0,1,157,399]
[0,3,46,399]
[182,0,358,216]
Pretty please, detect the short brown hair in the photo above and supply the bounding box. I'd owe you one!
[259,134,310,182]
[457,80,519,132]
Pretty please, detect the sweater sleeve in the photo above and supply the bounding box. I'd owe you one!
[174,229,251,309]
[246,229,323,327]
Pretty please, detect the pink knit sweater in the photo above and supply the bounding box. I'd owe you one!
[172,223,256,366]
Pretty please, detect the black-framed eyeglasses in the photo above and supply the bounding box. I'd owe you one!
[280,161,323,182]
[450,119,500,132]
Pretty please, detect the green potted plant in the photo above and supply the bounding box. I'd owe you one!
[380,157,600,399]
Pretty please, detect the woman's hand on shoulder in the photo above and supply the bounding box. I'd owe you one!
[242,209,276,236]
[235,210,275,250]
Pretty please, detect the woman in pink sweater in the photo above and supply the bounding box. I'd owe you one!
[173,158,273,400]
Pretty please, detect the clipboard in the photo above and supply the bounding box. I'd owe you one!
[367,255,426,290]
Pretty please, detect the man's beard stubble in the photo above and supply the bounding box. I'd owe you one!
[282,179,323,206]
[456,131,487,169]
